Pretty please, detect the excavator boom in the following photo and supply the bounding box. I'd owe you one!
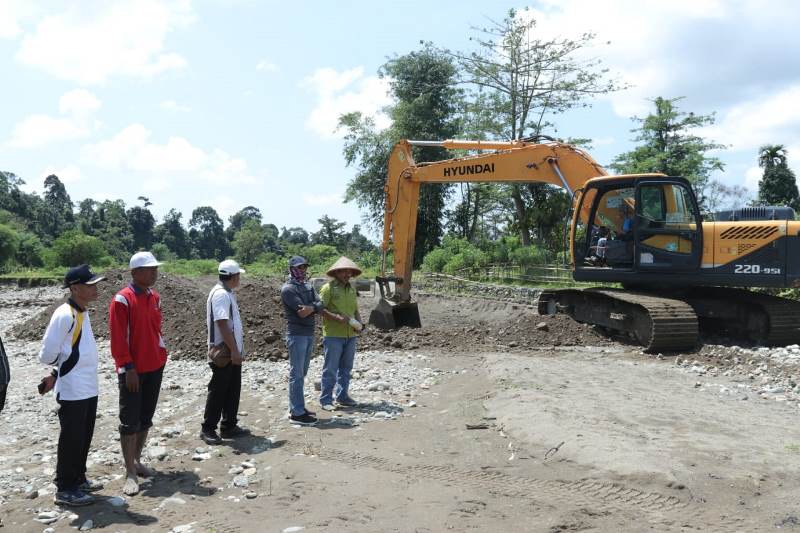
[372,138,610,329]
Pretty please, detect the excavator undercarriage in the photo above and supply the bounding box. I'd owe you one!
[537,287,800,352]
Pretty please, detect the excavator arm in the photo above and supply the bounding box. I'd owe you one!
[370,138,607,329]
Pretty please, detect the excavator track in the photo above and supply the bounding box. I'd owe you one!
[682,287,800,346]
[538,288,698,352]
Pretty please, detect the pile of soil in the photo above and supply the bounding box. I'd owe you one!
[10,271,611,360]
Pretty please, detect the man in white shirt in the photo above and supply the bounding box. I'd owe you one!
[200,259,249,444]
[39,264,106,507]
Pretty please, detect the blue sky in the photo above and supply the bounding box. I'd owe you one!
[2,0,800,239]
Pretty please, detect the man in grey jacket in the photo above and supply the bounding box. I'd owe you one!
[280,256,325,426]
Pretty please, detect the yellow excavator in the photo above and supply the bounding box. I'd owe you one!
[369,138,800,351]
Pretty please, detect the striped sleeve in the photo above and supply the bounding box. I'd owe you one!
[109,292,133,369]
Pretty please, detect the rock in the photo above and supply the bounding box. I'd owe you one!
[245,491,258,499]
[535,322,549,331]
[147,446,168,461]
[80,519,94,530]
[282,528,305,533]
[314,379,321,391]
[233,474,249,487]
[508,341,518,348]
[24,488,38,499]
[107,496,126,507]
[192,453,211,461]
[228,465,244,475]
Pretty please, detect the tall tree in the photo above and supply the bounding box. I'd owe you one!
[341,44,462,266]
[226,206,263,241]
[450,8,623,245]
[280,226,309,245]
[92,200,133,261]
[311,215,347,247]
[39,174,75,239]
[189,206,228,260]
[757,144,800,210]
[127,198,156,251]
[232,219,267,264]
[610,97,725,209]
[153,208,190,258]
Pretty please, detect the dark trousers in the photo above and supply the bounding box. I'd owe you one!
[0,383,7,413]
[118,366,164,435]
[56,395,97,492]
[202,363,241,432]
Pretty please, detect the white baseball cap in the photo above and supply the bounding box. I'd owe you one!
[130,251,163,269]
[219,259,245,275]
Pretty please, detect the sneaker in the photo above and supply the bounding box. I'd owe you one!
[336,396,358,407]
[199,429,223,445]
[320,403,335,411]
[289,413,318,426]
[304,408,316,416]
[221,425,251,439]
[78,479,104,492]
[54,489,94,507]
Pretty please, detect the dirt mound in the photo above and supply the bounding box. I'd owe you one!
[11,272,610,360]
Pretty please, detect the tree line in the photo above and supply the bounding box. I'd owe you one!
[0,171,374,272]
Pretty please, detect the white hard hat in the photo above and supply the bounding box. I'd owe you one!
[219,259,245,275]
[129,251,163,269]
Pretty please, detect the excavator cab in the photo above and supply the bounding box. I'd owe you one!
[573,176,703,281]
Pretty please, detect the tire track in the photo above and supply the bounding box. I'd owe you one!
[287,443,750,532]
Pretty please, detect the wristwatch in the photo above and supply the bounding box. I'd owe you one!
[118,362,135,374]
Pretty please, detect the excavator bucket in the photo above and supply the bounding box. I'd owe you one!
[368,275,422,330]
[369,297,421,330]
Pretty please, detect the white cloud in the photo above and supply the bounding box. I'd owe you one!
[82,124,260,185]
[256,59,278,72]
[40,164,84,185]
[0,0,39,39]
[7,89,102,148]
[302,66,392,139]
[303,192,343,207]
[15,0,194,85]
[160,99,191,112]
[744,166,761,192]
[525,0,800,117]
[698,85,800,152]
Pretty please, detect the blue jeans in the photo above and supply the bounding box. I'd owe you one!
[320,336,357,405]
[287,335,314,416]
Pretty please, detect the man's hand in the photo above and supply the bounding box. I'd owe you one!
[297,305,314,318]
[125,369,140,393]
[38,374,56,395]
[231,348,243,366]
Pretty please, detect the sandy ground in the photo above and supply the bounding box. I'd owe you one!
[1,284,799,532]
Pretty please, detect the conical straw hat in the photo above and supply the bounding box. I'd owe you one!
[326,256,362,277]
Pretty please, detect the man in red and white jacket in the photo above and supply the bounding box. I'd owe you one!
[109,251,168,496]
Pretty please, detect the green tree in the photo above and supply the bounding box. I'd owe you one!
[92,200,134,261]
[610,97,725,209]
[40,174,75,238]
[341,44,462,266]
[0,224,20,269]
[757,145,800,210]
[127,198,156,251]
[232,219,267,264]
[280,226,309,245]
[153,208,191,259]
[15,231,44,267]
[227,206,262,242]
[450,8,623,245]
[311,215,347,247]
[48,230,108,267]
[189,206,228,260]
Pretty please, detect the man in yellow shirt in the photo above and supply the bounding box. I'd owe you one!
[319,257,363,411]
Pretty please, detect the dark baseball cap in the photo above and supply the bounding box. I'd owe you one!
[63,264,106,288]
[289,256,309,267]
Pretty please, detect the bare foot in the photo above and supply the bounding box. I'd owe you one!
[123,475,139,496]
[135,463,156,478]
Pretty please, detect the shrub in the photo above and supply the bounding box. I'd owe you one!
[47,230,107,267]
